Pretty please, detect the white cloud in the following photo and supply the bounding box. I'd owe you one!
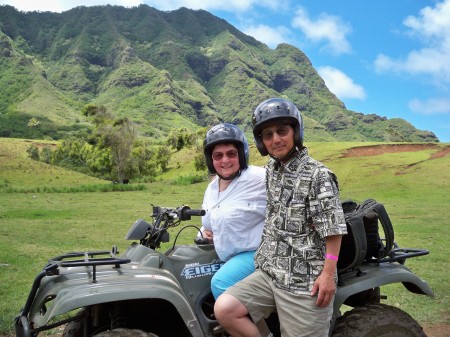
[291,7,351,55]
[408,98,450,115]
[374,0,450,85]
[243,25,291,48]
[318,66,366,100]
[403,0,450,41]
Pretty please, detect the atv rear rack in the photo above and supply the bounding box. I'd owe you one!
[339,247,429,279]
[379,247,429,264]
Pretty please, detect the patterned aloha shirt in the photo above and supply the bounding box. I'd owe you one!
[255,147,347,295]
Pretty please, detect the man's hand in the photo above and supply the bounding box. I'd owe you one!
[311,271,336,308]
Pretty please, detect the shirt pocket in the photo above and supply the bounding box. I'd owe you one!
[220,202,253,219]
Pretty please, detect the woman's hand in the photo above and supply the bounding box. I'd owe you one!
[202,229,214,242]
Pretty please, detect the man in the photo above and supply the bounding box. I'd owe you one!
[214,98,348,337]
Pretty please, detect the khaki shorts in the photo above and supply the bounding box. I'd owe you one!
[225,270,333,337]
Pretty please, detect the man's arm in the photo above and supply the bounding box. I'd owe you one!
[311,234,342,307]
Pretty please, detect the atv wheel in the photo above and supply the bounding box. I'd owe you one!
[62,319,84,337]
[94,328,158,337]
[332,303,426,337]
[62,321,158,337]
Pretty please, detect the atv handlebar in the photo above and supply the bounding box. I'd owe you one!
[178,206,205,220]
[151,205,205,221]
[136,205,205,249]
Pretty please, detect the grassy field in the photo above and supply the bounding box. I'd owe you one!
[0,138,449,335]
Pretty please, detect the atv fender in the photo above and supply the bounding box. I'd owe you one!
[29,271,197,329]
[334,262,434,314]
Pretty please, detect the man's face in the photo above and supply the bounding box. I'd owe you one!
[261,123,294,162]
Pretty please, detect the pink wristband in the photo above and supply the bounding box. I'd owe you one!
[325,254,338,261]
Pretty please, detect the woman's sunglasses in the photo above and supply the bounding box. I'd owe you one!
[212,149,238,161]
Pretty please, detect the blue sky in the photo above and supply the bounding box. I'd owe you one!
[2,0,450,142]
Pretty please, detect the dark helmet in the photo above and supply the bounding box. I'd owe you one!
[252,97,304,156]
[203,123,249,174]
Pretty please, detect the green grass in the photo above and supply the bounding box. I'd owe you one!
[0,138,449,334]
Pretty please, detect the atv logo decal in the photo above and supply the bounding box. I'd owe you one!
[181,261,224,279]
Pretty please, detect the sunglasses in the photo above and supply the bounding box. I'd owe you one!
[212,149,238,161]
[260,125,291,141]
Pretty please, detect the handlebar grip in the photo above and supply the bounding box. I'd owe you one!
[184,209,206,217]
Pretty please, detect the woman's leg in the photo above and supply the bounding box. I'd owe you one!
[211,250,255,299]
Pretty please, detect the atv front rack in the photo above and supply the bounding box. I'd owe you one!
[15,249,130,337]
[49,249,131,282]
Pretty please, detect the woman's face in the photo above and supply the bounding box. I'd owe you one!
[211,143,240,179]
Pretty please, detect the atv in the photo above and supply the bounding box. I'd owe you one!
[14,201,434,337]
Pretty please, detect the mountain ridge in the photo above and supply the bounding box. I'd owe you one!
[0,4,439,142]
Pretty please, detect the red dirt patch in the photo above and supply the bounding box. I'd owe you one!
[23,140,58,150]
[423,322,450,337]
[431,145,450,159]
[341,143,444,158]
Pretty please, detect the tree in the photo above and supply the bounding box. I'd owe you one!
[51,104,168,181]
[167,128,196,151]
[194,127,208,172]
[49,106,124,180]
[156,146,171,172]
[82,105,139,182]
[26,145,39,161]
[194,151,207,172]
[130,145,157,177]
[81,104,114,126]
[40,146,53,163]
[27,118,41,138]
[108,118,138,182]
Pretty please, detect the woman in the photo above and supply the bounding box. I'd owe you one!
[201,123,266,299]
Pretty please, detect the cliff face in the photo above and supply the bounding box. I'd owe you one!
[0,4,439,142]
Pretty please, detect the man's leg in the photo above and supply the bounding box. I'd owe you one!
[274,289,334,337]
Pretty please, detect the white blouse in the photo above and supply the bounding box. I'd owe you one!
[201,165,266,261]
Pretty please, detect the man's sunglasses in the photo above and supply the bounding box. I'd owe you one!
[212,149,238,161]
[260,125,291,141]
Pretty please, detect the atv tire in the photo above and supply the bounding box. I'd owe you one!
[63,321,158,337]
[332,303,426,337]
[94,328,158,337]
[62,319,84,337]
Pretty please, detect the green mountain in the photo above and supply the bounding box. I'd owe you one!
[0,4,439,142]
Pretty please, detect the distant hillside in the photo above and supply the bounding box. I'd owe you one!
[0,4,439,142]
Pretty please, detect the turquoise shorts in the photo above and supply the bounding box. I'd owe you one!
[211,250,256,299]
